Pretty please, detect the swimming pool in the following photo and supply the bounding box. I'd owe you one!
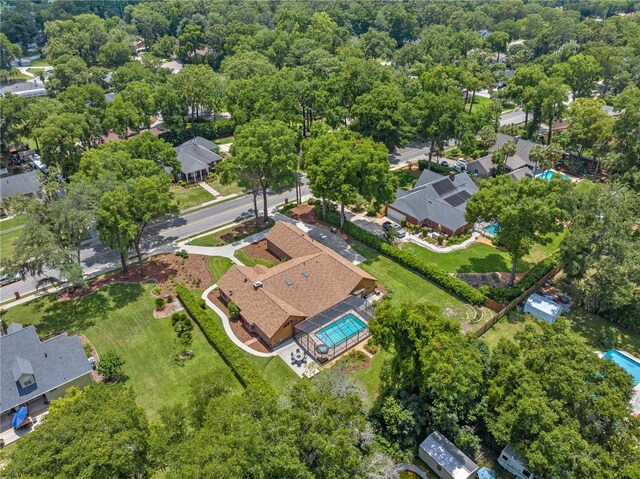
[603,350,640,386]
[315,313,366,348]
[537,170,569,181]
[484,223,500,236]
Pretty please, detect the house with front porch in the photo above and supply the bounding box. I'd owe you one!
[174,137,222,183]
[0,324,93,444]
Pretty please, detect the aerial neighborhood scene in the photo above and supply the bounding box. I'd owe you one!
[1,0,640,477]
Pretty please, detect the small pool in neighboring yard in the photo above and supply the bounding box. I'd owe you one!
[315,313,366,348]
[484,223,500,237]
[537,170,569,181]
[603,350,640,386]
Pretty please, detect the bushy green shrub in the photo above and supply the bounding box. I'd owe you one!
[155,297,166,310]
[175,249,189,259]
[176,286,274,397]
[97,350,125,380]
[417,160,452,176]
[487,255,559,304]
[318,207,486,305]
[228,301,240,319]
[159,119,235,146]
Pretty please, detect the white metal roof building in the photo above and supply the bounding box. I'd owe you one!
[523,293,564,323]
[419,431,479,479]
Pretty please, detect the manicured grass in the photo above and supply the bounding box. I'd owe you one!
[29,58,50,67]
[207,178,243,196]
[203,304,297,393]
[350,348,390,402]
[208,256,233,282]
[171,185,215,210]
[234,249,277,268]
[352,242,473,323]
[26,67,44,75]
[402,232,565,274]
[0,228,23,260]
[3,71,30,81]
[213,136,234,145]
[574,179,598,194]
[0,215,25,232]
[2,283,242,417]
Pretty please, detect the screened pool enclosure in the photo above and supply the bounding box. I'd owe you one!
[294,296,374,362]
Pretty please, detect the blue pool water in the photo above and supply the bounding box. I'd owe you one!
[537,170,569,181]
[315,313,366,348]
[484,223,500,236]
[603,350,640,386]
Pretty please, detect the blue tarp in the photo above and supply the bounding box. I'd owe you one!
[478,467,496,479]
[12,406,28,428]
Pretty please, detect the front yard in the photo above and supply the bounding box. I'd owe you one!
[2,282,242,416]
[171,185,215,210]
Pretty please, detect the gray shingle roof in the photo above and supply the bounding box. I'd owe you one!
[174,137,222,175]
[474,133,539,178]
[510,167,534,181]
[0,325,93,414]
[414,169,444,188]
[388,172,478,232]
[419,431,479,479]
[466,155,495,177]
[0,171,41,201]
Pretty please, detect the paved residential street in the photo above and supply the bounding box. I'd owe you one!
[0,185,308,302]
[499,108,526,126]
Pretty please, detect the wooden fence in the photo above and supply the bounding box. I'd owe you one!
[475,266,563,337]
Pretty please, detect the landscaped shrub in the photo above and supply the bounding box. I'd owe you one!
[318,207,486,306]
[418,160,451,176]
[175,249,189,259]
[155,297,166,310]
[159,119,235,146]
[176,286,274,397]
[166,294,173,303]
[228,301,240,319]
[97,350,125,380]
[487,254,559,304]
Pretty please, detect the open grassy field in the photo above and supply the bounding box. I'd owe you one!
[2,283,243,417]
[208,256,233,282]
[170,185,214,210]
[29,58,50,67]
[402,232,564,274]
[352,242,474,323]
[26,67,44,75]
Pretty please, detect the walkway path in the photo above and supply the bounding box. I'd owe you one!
[405,232,480,253]
[198,181,221,198]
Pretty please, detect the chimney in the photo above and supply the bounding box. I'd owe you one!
[253,281,263,289]
[448,171,455,182]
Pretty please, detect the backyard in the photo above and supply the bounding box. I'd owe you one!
[402,232,564,274]
[352,242,475,323]
[1,282,244,416]
[0,216,26,260]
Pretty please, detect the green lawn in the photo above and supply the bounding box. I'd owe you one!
[29,58,50,67]
[213,136,234,145]
[352,242,473,323]
[574,179,598,194]
[171,185,215,210]
[234,249,277,268]
[2,283,243,416]
[207,178,244,197]
[208,256,233,282]
[0,216,25,260]
[350,348,390,402]
[402,232,564,274]
[26,67,44,75]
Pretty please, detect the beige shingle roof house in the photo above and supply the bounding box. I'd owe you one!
[217,222,376,348]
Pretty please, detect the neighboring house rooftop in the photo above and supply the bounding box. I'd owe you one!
[174,137,222,175]
[419,431,479,479]
[0,80,47,98]
[602,105,624,117]
[0,171,41,201]
[389,170,478,233]
[217,222,375,338]
[470,133,540,178]
[0,325,93,414]
[161,60,184,74]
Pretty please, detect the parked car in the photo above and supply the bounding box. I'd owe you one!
[456,158,469,167]
[0,270,22,286]
[382,221,407,238]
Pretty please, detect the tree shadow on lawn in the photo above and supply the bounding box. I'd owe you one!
[36,283,146,338]
[455,253,533,274]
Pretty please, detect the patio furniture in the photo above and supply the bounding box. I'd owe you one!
[293,350,305,364]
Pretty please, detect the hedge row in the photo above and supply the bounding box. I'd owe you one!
[176,285,274,397]
[487,254,560,304]
[159,119,235,147]
[318,208,487,306]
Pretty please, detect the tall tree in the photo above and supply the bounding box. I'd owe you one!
[2,385,151,478]
[96,190,137,271]
[485,31,509,62]
[0,34,22,82]
[228,119,298,222]
[466,176,569,286]
[553,53,601,100]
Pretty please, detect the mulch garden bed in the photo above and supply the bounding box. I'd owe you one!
[59,253,213,301]
[455,271,526,289]
[219,218,274,244]
[240,240,281,263]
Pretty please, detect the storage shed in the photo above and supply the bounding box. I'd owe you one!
[523,293,563,324]
[419,431,479,479]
